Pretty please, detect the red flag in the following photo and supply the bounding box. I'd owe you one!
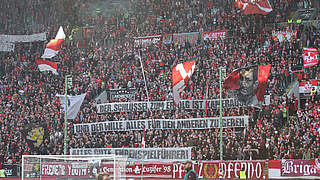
[42,26,65,59]
[303,47,319,68]
[172,61,196,106]
[299,80,318,93]
[35,59,58,75]
[224,65,271,106]
[235,0,272,15]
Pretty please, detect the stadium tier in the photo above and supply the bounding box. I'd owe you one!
[0,0,319,179]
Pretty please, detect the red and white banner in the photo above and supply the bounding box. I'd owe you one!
[268,160,281,179]
[35,59,58,75]
[269,159,320,179]
[272,30,297,42]
[235,0,272,15]
[30,161,266,179]
[41,26,65,59]
[38,162,173,178]
[201,30,227,41]
[173,161,266,179]
[304,47,319,68]
[133,35,162,47]
[281,159,320,177]
[172,61,196,106]
[299,80,318,93]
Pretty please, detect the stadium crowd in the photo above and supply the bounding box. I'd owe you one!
[0,0,320,168]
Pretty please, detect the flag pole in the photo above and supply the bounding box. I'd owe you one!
[205,71,209,117]
[64,75,71,155]
[219,67,223,160]
[137,50,147,180]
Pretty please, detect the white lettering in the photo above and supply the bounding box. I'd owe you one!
[256,162,262,178]
[227,162,233,178]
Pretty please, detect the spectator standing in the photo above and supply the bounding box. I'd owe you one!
[183,161,198,180]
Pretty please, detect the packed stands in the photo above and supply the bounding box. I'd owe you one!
[0,0,319,170]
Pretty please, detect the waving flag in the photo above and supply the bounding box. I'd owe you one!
[41,26,65,59]
[56,93,86,119]
[224,65,271,106]
[303,47,319,68]
[235,0,272,15]
[172,61,196,106]
[35,59,58,75]
[299,80,318,93]
[22,123,49,151]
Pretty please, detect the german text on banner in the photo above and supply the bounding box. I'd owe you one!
[42,26,65,59]
[35,59,58,75]
[25,160,266,179]
[172,61,196,106]
[224,65,271,107]
[235,0,272,15]
[303,47,319,68]
[70,147,192,162]
[56,93,86,119]
[73,116,249,133]
[97,99,246,113]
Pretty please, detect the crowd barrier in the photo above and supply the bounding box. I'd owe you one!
[3,159,320,179]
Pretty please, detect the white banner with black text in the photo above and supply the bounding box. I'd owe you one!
[97,99,245,113]
[74,116,248,134]
[70,147,192,162]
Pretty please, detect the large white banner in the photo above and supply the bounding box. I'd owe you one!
[0,43,15,52]
[0,32,46,42]
[97,99,245,113]
[70,147,192,162]
[74,116,248,133]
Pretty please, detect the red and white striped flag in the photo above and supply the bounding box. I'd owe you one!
[172,61,196,106]
[303,47,319,68]
[35,59,58,75]
[41,26,65,59]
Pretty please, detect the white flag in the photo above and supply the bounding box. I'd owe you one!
[56,93,86,119]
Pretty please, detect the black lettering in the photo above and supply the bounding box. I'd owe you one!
[198,100,204,109]
[229,99,235,107]
[225,99,229,108]
[114,104,119,112]
[193,101,199,109]
[91,124,96,132]
[167,101,173,110]
[185,101,190,109]
[99,105,106,113]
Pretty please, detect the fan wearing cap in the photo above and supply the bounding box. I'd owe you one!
[183,161,198,180]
